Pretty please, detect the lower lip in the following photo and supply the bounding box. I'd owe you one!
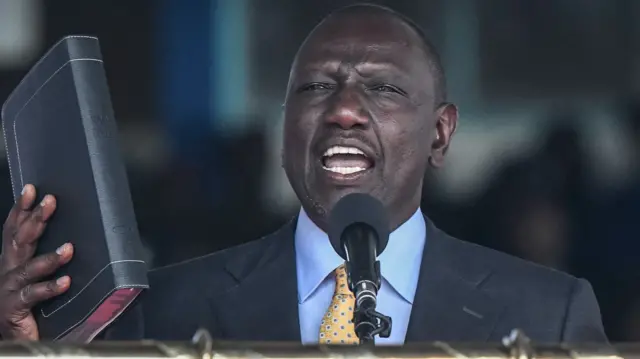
[320,166,374,183]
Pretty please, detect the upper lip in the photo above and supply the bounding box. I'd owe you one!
[317,138,377,161]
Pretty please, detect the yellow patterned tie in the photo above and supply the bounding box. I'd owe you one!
[319,264,359,345]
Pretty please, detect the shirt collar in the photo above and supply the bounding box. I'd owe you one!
[295,207,426,304]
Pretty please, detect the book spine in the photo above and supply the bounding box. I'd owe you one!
[71,52,148,288]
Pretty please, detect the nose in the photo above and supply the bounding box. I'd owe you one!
[325,87,369,129]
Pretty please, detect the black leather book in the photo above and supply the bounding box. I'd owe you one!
[1,36,148,342]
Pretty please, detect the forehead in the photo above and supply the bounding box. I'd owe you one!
[294,13,431,77]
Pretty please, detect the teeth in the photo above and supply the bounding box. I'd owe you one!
[323,166,367,174]
[322,146,366,157]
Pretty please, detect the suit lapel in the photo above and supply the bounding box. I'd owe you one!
[406,218,505,342]
[214,219,301,342]
[210,216,505,343]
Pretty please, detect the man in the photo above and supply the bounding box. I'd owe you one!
[0,4,607,344]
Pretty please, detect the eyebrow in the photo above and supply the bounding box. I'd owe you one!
[301,60,410,82]
[353,62,406,78]
[320,40,403,53]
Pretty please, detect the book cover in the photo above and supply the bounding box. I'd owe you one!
[1,35,149,342]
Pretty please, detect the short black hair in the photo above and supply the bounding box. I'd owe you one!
[327,3,447,105]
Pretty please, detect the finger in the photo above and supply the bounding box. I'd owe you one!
[12,195,57,248]
[15,184,37,220]
[0,195,57,273]
[2,185,36,246]
[1,315,39,341]
[13,276,70,310]
[31,194,57,223]
[6,243,73,290]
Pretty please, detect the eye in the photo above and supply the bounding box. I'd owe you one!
[297,82,335,93]
[368,84,406,96]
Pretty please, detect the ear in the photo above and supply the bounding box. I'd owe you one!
[429,103,459,168]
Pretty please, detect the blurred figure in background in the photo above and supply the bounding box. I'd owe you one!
[474,112,589,272]
[608,285,640,342]
[505,192,571,270]
[593,100,640,275]
[131,119,288,267]
[584,100,640,337]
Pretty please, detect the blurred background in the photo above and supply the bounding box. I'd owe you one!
[0,0,639,341]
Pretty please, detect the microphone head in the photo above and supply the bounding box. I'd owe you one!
[328,193,390,259]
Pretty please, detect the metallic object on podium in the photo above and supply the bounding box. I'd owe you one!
[0,329,629,359]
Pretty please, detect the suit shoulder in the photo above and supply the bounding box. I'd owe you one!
[440,233,579,294]
[147,228,283,289]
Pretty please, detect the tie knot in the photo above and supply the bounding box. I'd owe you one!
[334,264,350,295]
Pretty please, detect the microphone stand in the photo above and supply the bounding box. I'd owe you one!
[345,261,392,345]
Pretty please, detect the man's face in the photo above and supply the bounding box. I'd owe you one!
[283,11,456,230]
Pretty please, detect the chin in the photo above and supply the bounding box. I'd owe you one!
[300,167,384,218]
[315,187,376,213]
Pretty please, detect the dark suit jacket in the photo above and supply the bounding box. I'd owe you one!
[106,217,608,343]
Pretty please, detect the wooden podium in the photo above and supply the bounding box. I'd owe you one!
[0,329,627,359]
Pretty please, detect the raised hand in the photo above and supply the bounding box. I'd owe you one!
[0,184,73,340]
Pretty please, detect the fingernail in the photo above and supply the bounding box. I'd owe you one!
[56,276,69,287]
[56,243,68,255]
[39,196,48,207]
[21,185,28,195]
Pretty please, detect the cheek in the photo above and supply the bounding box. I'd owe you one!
[283,110,316,165]
[384,114,430,156]
[380,117,431,178]
[282,124,304,164]
[285,101,320,134]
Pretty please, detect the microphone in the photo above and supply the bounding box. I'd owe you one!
[328,193,392,344]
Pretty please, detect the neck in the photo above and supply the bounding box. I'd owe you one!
[388,190,423,231]
[302,204,422,234]
[389,203,422,232]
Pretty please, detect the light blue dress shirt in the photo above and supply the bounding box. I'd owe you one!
[295,207,426,345]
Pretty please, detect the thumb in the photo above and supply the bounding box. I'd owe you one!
[5,314,39,340]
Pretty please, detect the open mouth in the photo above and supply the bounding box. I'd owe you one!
[321,145,374,175]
